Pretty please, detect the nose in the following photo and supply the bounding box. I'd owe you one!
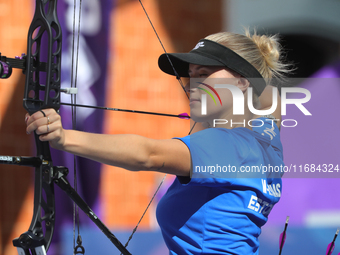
[184,80,195,94]
[184,81,190,92]
[184,80,198,94]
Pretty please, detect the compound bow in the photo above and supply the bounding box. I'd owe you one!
[0,0,130,254]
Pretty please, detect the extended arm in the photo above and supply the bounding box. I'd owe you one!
[26,109,190,176]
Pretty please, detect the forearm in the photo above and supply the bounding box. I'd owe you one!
[62,130,155,171]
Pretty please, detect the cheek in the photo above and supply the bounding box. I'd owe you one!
[196,94,227,117]
[190,88,236,120]
[213,89,233,109]
[189,94,213,121]
[205,94,219,110]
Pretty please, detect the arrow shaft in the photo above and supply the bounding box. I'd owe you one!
[60,102,190,119]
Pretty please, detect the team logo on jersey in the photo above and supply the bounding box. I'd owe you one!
[262,126,277,140]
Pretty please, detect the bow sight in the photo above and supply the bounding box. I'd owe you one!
[0,53,26,79]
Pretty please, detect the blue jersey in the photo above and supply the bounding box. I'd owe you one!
[156,119,284,255]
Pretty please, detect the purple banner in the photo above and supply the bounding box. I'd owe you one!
[50,0,113,251]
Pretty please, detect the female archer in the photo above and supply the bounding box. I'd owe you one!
[26,29,290,254]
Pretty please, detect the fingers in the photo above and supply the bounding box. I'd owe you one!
[25,109,65,149]
[26,109,61,136]
[32,118,58,136]
[37,121,63,142]
[25,113,30,124]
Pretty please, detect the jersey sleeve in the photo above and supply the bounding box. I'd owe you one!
[174,126,284,188]
[174,128,257,187]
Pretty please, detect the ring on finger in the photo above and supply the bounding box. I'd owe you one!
[47,124,50,133]
[47,116,51,125]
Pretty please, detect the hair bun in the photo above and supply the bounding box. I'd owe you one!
[244,29,291,81]
[254,34,279,62]
[247,31,281,70]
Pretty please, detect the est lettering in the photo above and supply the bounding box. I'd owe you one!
[247,195,273,216]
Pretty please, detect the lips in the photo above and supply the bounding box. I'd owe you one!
[189,98,200,105]
[190,98,200,103]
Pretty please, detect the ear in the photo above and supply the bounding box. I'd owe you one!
[236,77,249,93]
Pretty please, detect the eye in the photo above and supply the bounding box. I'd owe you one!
[199,73,208,77]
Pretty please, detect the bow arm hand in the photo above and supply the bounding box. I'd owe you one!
[26,109,191,177]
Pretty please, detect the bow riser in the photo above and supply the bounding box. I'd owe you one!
[24,0,62,114]
[11,1,132,254]
[12,0,62,252]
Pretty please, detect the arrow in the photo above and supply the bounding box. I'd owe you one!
[279,216,289,255]
[326,228,339,255]
[59,102,190,119]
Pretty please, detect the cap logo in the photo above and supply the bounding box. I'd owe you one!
[193,41,204,50]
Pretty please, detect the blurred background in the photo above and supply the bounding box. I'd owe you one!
[0,0,340,254]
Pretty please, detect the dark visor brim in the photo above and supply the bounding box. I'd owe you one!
[157,39,267,96]
[158,52,225,78]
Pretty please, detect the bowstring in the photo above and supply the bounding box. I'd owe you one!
[121,1,196,251]
[123,174,167,249]
[138,0,189,100]
[71,0,83,253]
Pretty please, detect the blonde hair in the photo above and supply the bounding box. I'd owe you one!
[205,29,290,84]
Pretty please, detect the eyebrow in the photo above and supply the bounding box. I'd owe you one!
[188,65,206,75]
